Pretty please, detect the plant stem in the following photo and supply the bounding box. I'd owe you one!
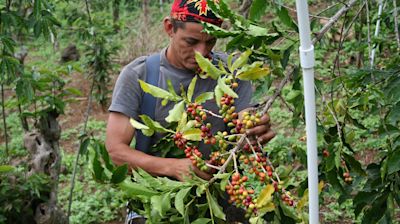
[67,77,95,221]
[1,84,9,158]
[201,108,223,118]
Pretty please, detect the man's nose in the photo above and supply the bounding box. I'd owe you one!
[194,43,208,57]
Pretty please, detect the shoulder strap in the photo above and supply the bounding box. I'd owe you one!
[136,53,160,153]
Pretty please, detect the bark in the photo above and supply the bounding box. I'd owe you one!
[239,0,252,18]
[24,110,67,224]
[113,0,121,32]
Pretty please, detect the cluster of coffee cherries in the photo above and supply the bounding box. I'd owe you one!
[343,172,352,184]
[280,191,294,206]
[201,123,216,145]
[183,145,208,171]
[187,103,207,124]
[225,172,257,218]
[219,94,238,124]
[173,132,187,149]
[240,153,273,183]
[208,151,227,167]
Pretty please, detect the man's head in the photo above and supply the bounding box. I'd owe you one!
[164,0,222,71]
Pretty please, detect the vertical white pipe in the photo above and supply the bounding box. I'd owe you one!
[370,0,384,67]
[295,0,319,223]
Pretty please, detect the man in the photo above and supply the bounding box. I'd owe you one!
[106,0,275,222]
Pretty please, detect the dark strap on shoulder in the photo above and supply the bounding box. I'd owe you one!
[136,54,160,153]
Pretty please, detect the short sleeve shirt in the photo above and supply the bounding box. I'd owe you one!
[109,48,253,156]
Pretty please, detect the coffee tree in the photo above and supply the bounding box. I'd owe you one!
[90,49,311,223]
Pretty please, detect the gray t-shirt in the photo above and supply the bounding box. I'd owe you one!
[109,48,253,156]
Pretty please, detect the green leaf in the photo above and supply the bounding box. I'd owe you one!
[206,189,226,220]
[111,164,128,184]
[256,184,274,208]
[217,77,238,98]
[343,152,366,176]
[215,85,224,107]
[140,115,173,133]
[231,49,251,72]
[387,149,400,174]
[92,153,105,181]
[167,79,179,98]
[79,137,91,156]
[276,7,298,31]
[130,118,150,130]
[187,76,197,102]
[177,112,188,132]
[175,187,192,215]
[166,101,185,123]
[236,62,271,81]
[195,92,214,104]
[161,193,172,215]
[182,128,202,141]
[191,218,211,224]
[249,0,267,21]
[279,200,300,221]
[119,180,158,197]
[196,184,207,196]
[195,52,224,79]
[0,165,15,173]
[139,80,181,102]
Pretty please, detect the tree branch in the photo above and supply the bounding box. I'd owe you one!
[313,0,358,43]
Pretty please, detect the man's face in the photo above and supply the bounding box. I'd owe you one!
[165,20,217,71]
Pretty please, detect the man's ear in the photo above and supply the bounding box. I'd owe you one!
[163,17,174,37]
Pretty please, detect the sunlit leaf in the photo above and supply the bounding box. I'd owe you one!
[195,52,224,79]
[236,63,271,81]
[119,179,158,197]
[195,92,214,104]
[166,101,185,123]
[182,128,202,141]
[139,115,174,134]
[256,184,274,207]
[139,80,181,102]
[231,49,251,72]
[217,77,238,98]
[187,76,197,102]
[130,118,150,130]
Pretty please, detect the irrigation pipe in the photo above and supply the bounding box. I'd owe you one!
[295,0,318,223]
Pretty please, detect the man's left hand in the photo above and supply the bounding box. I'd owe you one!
[245,113,275,145]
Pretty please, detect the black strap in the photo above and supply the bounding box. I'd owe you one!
[136,54,160,153]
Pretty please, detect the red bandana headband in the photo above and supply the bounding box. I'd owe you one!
[170,0,223,26]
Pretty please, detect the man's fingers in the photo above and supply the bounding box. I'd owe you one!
[246,123,271,136]
[193,166,212,180]
[258,130,276,144]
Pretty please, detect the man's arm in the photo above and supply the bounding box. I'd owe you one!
[105,112,212,181]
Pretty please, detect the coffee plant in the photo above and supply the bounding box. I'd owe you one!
[91,49,313,223]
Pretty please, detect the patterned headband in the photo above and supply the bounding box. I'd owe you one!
[170,0,223,26]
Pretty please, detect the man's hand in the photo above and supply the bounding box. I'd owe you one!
[170,158,212,181]
[246,113,275,145]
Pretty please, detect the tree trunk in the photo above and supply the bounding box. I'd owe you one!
[24,110,67,224]
[239,0,252,18]
[113,0,121,32]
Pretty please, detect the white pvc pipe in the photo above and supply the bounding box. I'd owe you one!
[295,0,319,223]
[370,0,384,67]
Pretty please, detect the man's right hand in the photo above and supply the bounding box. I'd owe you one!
[169,158,212,181]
